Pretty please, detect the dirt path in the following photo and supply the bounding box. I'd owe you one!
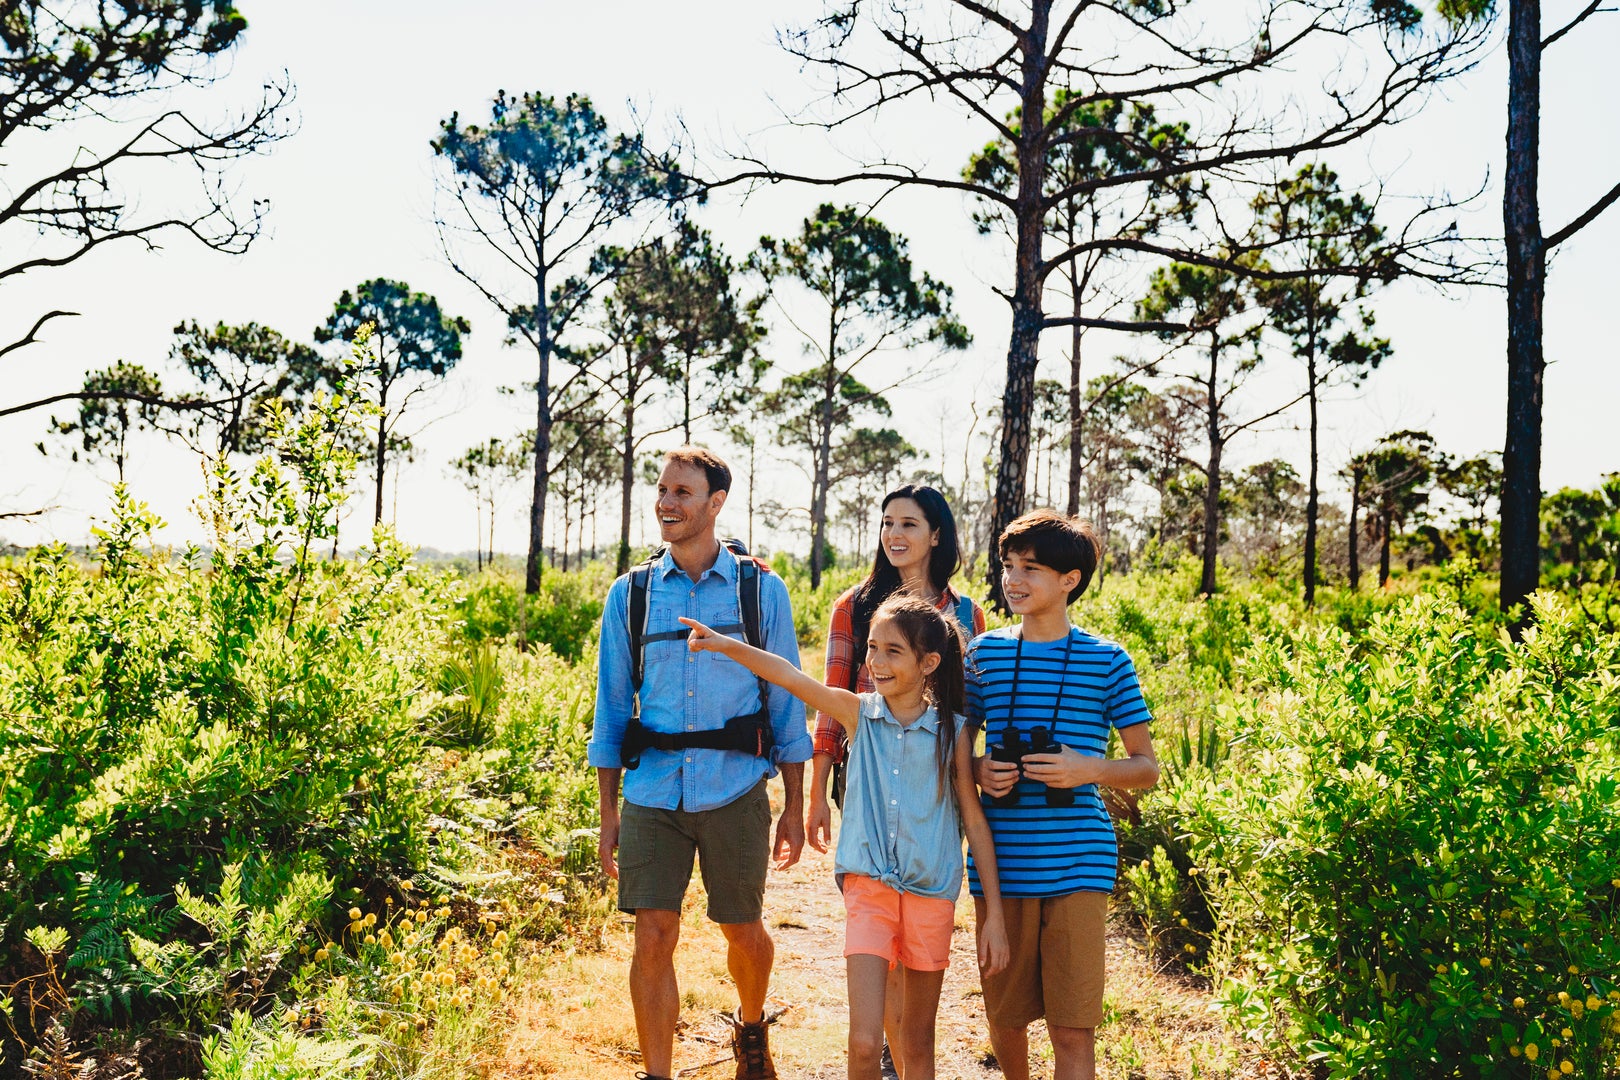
[494,839,1246,1079]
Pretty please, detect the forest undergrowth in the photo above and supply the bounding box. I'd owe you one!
[2,363,1617,1077]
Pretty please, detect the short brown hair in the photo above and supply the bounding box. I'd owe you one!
[997,509,1101,603]
[661,446,732,496]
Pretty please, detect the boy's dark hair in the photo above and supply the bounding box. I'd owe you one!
[662,446,732,496]
[997,509,1102,604]
[871,593,966,800]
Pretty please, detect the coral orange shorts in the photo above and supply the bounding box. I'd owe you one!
[840,873,957,971]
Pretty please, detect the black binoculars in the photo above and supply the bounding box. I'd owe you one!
[986,724,1076,808]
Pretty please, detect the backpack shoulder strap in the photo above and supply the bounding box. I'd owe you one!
[736,555,764,651]
[955,592,976,634]
[627,555,660,693]
[720,538,769,651]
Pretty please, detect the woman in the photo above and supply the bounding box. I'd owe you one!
[806,483,985,1079]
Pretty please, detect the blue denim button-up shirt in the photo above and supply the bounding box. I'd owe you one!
[588,545,812,811]
[833,692,966,901]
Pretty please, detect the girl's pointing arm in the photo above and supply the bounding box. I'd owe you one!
[679,616,861,730]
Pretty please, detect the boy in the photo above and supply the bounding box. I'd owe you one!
[967,509,1159,1080]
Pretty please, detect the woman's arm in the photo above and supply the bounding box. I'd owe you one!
[680,616,862,730]
[955,730,1009,976]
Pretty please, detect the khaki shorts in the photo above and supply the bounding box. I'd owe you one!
[975,890,1108,1030]
[616,780,771,923]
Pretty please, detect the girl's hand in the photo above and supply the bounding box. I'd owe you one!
[678,616,729,652]
[978,913,1010,977]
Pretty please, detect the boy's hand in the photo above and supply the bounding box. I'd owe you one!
[678,616,727,652]
[1021,745,1101,789]
[978,912,1010,976]
[973,752,1020,798]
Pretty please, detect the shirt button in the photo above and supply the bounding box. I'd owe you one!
[685,756,692,763]
[689,589,695,597]
[891,799,897,805]
[892,769,899,775]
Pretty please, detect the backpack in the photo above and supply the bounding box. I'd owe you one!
[620,538,776,769]
[831,590,978,807]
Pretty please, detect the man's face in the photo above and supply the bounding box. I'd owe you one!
[655,461,724,546]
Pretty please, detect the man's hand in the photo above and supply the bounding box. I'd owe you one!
[973,752,1021,798]
[805,795,832,854]
[598,809,620,880]
[773,807,805,870]
[1021,745,1101,790]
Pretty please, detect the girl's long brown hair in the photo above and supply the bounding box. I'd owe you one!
[870,593,966,800]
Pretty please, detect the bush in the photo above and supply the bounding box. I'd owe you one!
[456,565,610,662]
[0,355,609,1069]
[1173,585,1620,1077]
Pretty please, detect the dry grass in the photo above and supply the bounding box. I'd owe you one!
[490,836,1267,1079]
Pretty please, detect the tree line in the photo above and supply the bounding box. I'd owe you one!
[3,1,1617,625]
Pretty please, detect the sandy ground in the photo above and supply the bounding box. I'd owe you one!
[493,835,1250,1079]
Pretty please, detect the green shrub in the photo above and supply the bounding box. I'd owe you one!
[1174,586,1620,1077]
[456,565,609,661]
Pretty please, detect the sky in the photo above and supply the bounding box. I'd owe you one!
[2,1,1616,558]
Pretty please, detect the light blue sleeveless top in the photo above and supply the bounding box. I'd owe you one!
[833,692,966,900]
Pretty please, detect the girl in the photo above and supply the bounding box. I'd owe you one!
[808,486,984,1079]
[810,484,985,846]
[681,595,1008,1080]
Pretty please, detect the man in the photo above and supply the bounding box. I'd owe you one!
[589,446,811,1080]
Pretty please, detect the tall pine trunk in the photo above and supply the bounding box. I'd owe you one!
[1199,333,1223,596]
[1379,507,1394,586]
[373,378,389,526]
[1303,293,1321,607]
[810,363,836,589]
[1348,464,1363,591]
[618,404,636,576]
[986,2,1051,609]
[1066,316,1083,517]
[1499,0,1545,626]
[527,271,553,594]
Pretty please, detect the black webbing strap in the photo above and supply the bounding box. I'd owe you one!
[621,542,773,769]
[641,622,748,645]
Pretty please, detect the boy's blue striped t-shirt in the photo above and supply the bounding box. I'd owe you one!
[965,625,1152,898]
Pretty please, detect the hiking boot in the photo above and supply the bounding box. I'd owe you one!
[725,1010,778,1080]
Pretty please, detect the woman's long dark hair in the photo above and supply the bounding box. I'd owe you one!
[871,593,967,800]
[848,484,963,679]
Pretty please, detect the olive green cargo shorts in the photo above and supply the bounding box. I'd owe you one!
[616,779,771,923]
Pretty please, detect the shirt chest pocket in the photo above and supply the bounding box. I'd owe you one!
[644,598,745,668]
